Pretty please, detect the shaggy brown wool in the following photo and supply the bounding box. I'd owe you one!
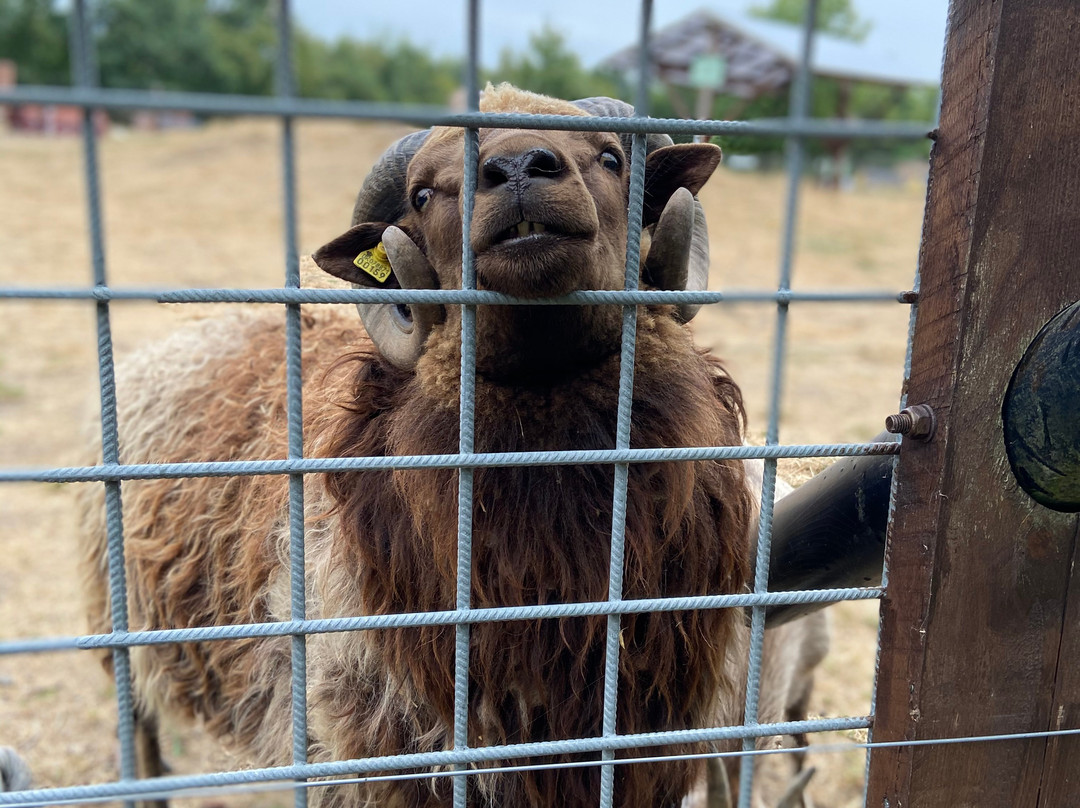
[80,306,751,808]
[79,311,358,757]
[316,309,751,807]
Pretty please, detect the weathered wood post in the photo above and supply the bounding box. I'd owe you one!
[865,0,1080,805]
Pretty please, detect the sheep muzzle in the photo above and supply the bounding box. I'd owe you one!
[470,135,613,299]
[471,218,609,302]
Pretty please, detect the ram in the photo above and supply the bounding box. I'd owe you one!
[80,84,826,808]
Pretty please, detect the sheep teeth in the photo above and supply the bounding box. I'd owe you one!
[504,221,548,241]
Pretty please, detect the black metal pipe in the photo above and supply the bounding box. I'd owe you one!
[762,432,896,626]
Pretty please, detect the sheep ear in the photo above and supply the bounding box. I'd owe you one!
[642,143,722,225]
[312,224,443,370]
[311,222,399,287]
[641,144,720,323]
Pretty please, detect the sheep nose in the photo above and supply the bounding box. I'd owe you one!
[481,148,564,187]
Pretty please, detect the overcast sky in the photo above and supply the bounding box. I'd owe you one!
[294,0,949,77]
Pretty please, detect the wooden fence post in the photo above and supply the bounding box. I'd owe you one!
[865,0,1080,805]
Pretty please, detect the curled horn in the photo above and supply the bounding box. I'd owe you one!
[350,128,432,227]
[361,226,442,369]
[350,129,444,369]
[571,96,675,156]
[572,97,711,322]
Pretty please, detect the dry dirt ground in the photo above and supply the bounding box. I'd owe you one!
[0,119,926,807]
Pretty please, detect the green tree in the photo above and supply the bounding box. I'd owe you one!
[0,0,69,85]
[379,40,460,104]
[0,4,607,108]
[93,0,458,103]
[296,36,385,101]
[750,0,871,42]
[295,34,460,103]
[95,0,274,94]
[96,0,217,91]
[205,0,275,95]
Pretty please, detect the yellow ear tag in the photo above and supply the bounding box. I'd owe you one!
[352,241,392,284]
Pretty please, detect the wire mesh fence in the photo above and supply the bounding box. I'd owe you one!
[0,1,940,806]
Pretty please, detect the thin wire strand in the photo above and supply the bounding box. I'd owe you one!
[861,161,925,805]
[0,716,872,808]
[6,723,1080,808]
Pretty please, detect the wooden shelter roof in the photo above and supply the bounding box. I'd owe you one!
[603,9,942,99]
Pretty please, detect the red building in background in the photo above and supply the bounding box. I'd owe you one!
[1,60,109,135]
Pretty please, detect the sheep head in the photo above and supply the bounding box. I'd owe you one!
[313,84,721,381]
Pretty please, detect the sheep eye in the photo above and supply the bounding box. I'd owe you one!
[392,304,414,329]
[599,150,621,172]
[412,187,434,211]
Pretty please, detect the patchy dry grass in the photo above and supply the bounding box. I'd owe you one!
[0,119,924,808]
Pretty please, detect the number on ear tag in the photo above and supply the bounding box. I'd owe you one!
[352,242,392,284]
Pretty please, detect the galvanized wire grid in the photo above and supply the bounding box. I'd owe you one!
[0,0,960,806]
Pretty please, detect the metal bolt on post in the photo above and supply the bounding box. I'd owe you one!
[885,404,936,441]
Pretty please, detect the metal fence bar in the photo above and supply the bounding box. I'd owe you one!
[597,131,640,806]
[0,0,944,803]
[66,1,137,803]
[599,1,655,800]
[11,725,1080,808]
[0,84,934,138]
[452,2,482,800]
[0,286,917,304]
[738,1,820,803]
[273,3,309,806]
[860,311,917,806]
[0,441,902,484]
[0,715,875,808]
[861,219,923,804]
[859,38,938,795]
[0,586,885,657]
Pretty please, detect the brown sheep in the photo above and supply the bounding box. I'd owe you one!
[80,84,823,808]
